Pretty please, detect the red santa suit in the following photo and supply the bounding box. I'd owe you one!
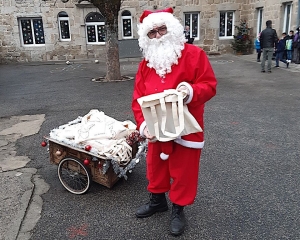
[132,19,217,206]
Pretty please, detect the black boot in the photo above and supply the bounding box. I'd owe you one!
[170,203,186,236]
[135,193,168,218]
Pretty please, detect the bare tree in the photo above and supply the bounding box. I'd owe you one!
[80,0,123,81]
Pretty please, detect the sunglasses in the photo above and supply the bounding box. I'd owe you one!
[147,26,168,39]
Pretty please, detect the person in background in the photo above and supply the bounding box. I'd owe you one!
[293,27,300,64]
[285,31,293,64]
[184,25,190,38]
[254,33,262,62]
[289,30,295,41]
[184,25,194,44]
[287,30,295,61]
[132,7,217,236]
[260,20,278,73]
[283,31,289,60]
[275,33,289,68]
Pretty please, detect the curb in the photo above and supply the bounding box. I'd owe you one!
[1,57,143,66]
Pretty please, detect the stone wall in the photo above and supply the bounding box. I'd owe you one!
[0,0,105,63]
[248,0,299,33]
[0,0,299,63]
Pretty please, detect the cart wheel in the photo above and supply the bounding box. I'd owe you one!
[58,157,91,194]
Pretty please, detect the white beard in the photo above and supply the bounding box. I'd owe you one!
[143,34,184,78]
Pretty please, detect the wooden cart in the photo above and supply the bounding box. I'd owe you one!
[45,137,145,194]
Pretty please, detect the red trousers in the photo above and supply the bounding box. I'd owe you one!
[146,141,201,206]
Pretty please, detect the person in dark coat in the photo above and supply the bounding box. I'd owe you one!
[184,25,194,44]
[293,27,300,64]
[275,33,289,68]
[259,20,278,73]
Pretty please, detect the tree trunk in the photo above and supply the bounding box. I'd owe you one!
[91,0,122,81]
[105,24,121,80]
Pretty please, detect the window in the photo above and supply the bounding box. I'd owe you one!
[184,12,200,40]
[219,11,234,39]
[85,12,106,45]
[256,8,263,35]
[283,3,292,33]
[58,12,71,41]
[121,10,133,39]
[19,18,45,45]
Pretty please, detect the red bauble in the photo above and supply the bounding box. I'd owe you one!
[85,145,92,151]
[41,141,47,147]
[83,159,90,166]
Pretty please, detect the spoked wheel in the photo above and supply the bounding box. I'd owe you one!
[58,157,91,194]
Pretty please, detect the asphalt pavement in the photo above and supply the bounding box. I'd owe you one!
[0,53,299,240]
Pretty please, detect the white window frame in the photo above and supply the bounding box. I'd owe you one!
[219,11,235,40]
[58,16,71,41]
[256,8,263,35]
[121,15,133,39]
[283,2,292,33]
[183,12,200,41]
[85,22,106,45]
[19,18,45,46]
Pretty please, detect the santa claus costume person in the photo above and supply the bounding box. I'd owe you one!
[132,8,217,236]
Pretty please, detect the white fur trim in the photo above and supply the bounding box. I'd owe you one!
[176,82,193,104]
[160,152,169,160]
[174,138,205,149]
[139,121,147,137]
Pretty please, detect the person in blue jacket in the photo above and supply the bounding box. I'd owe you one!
[254,33,261,62]
[275,32,289,68]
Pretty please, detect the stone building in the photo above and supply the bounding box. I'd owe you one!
[0,0,299,63]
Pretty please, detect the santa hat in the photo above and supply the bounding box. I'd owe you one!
[160,141,174,160]
[138,7,183,38]
[139,7,174,23]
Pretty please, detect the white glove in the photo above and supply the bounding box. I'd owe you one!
[177,85,190,102]
[143,126,156,142]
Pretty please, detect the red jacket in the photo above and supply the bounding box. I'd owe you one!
[132,43,217,148]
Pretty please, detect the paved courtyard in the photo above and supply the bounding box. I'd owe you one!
[0,53,299,239]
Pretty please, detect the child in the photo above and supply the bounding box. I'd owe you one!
[286,34,293,64]
[275,33,289,68]
[254,34,261,62]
